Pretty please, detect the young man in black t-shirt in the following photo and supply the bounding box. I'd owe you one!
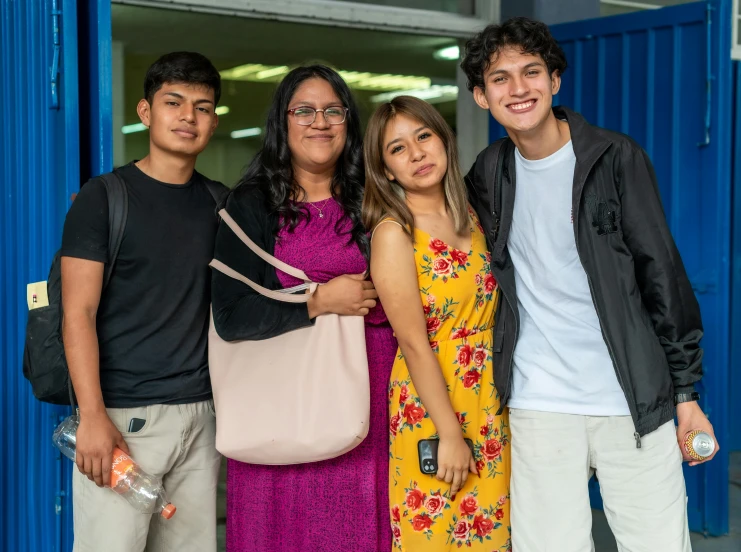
[61,52,226,551]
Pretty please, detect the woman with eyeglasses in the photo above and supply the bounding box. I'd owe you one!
[211,65,396,552]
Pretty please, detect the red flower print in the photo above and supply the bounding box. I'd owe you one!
[480,425,489,436]
[403,403,425,426]
[406,488,425,510]
[472,347,487,368]
[429,340,439,350]
[457,344,473,367]
[427,294,436,304]
[473,515,494,537]
[475,273,483,286]
[485,252,492,263]
[412,514,433,532]
[476,220,485,234]
[423,304,432,316]
[392,524,401,542]
[456,412,466,425]
[482,438,502,461]
[424,494,446,516]
[484,273,497,292]
[426,317,441,334]
[429,238,448,254]
[498,495,507,506]
[432,257,453,276]
[459,494,478,516]
[391,505,401,524]
[399,385,409,404]
[487,415,496,424]
[450,248,468,265]
[451,327,472,340]
[453,519,471,541]
[476,459,485,473]
[462,370,480,389]
[390,413,401,436]
[495,509,505,520]
[388,386,394,400]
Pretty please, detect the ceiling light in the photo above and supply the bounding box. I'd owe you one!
[121,123,147,134]
[221,63,431,92]
[433,45,460,61]
[370,85,459,105]
[230,127,262,139]
[255,66,290,80]
[215,106,230,115]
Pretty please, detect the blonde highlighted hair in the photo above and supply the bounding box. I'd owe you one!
[362,96,469,239]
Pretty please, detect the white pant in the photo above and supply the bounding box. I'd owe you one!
[72,400,222,552]
[509,409,690,552]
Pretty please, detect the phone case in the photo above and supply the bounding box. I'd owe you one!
[417,438,474,475]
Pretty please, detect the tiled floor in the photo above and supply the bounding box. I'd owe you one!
[217,453,741,551]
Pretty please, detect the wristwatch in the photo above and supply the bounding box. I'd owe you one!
[674,391,700,405]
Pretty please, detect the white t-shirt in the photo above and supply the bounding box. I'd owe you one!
[507,141,630,416]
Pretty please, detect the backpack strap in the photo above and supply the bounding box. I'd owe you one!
[99,171,129,289]
[204,179,229,211]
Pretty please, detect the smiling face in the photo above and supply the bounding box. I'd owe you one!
[137,82,218,158]
[473,46,561,137]
[381,113,448,195]
[286,77,348,174]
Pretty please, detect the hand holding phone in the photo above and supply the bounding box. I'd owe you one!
[418,437,478,496]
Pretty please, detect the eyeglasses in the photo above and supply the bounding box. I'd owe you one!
[287,106,349,126]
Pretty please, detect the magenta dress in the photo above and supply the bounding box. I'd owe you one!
[226,198,396,552]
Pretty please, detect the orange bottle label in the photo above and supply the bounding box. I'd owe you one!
[110,447,135,489]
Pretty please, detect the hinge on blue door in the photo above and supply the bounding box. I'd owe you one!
[49,0,61,109]
[690,269,718,294]
[698,1,714,147]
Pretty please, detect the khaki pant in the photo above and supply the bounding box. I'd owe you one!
[509,409,691,552]
[72,400,221,552]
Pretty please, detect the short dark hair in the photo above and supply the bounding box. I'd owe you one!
[461,17,567,92]
[143,51,221,105]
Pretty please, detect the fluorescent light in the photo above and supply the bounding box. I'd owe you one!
[221,63,431,92]
[230,127,262,139]
[370,85,459,105]
[215,106,230,115]
[121,123,147,134]
[434,45,460,61]
[255,66,290,80]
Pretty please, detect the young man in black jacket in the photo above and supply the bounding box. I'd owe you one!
[461,17,717,551]
[61,52,226,551]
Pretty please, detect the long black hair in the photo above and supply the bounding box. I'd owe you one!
[236,65,367,258]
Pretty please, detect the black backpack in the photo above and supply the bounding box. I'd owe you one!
[23,170,229,405]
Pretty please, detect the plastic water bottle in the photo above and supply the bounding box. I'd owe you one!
[53,414,176,519]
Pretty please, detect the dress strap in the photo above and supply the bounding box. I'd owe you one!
[371,218,405,242]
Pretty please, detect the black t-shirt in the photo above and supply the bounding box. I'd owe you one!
[61,162,222,408]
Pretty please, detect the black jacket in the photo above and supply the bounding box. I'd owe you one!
[466,106,703,439]
[211,185,314,341]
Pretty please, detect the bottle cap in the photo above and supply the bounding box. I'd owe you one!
[161,503,176,519]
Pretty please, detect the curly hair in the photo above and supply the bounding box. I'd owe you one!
[235,65,368,259]
[461,17,567,92]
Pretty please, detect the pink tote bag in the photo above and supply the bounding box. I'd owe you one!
[208,209,370,465]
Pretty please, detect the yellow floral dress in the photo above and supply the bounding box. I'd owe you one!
[388,209,511,551]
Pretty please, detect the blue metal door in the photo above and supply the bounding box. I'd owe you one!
[489,0,732,537]
[0,1,112,550]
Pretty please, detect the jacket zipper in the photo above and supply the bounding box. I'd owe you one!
[572,161,642,448]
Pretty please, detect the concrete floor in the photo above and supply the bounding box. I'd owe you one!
[216,453,741,551]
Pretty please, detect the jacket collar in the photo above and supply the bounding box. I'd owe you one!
[553,106,612,169]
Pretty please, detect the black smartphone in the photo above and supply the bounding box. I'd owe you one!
[418,438,475,475]
[128,417,146,433]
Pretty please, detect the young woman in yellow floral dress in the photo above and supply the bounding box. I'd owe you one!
[363,96,510,552]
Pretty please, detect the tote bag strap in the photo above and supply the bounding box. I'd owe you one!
[210,210,317,304]
[217,209,310,282]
